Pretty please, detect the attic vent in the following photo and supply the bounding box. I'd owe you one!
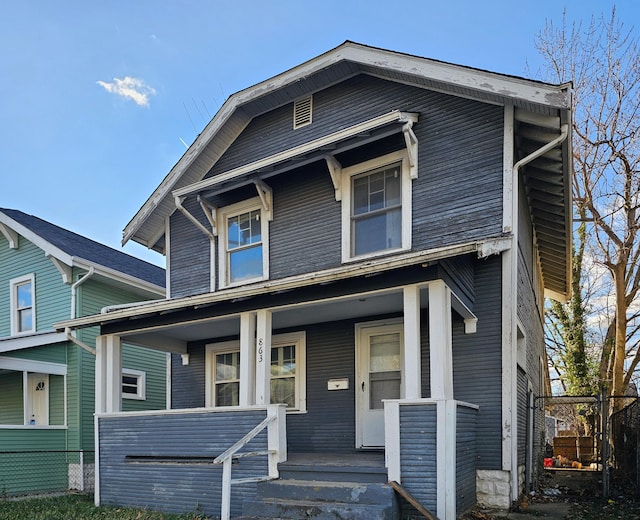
[293,96,312,129]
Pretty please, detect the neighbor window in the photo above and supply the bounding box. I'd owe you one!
[121,369,146,400]
[206,332,306,411]
[218,198,269,287]
[10,274,35,335]
[342,150,412,261]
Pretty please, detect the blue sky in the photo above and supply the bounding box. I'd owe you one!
[1,1,636,266]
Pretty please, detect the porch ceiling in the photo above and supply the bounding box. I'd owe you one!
[120,289,408,350]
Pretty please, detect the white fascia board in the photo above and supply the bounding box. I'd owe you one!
[0,213,73,265]
[55,236,503,333]
[72,258,165,298]
[0,355,67,375]
[173,111,418,198]
[0,331,68,353]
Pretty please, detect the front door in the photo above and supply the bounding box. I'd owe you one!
[27,373,49,426]
[356,321,403,448]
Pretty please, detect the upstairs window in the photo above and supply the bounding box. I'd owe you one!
[342,150,412,261]
[218,198,269,288]
[10,274,35,335]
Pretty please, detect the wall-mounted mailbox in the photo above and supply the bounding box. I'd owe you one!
[328,378,349,391]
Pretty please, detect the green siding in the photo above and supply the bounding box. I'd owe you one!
[49,374,65,425]
[0,235,70,336]
[122,345,167,412]
[5,343,67,364]
[0,371,23,424]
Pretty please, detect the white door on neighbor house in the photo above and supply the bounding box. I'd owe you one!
[27,373,49,426]
[356,321,403,448]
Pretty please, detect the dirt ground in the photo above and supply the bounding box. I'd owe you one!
[460,469,640,520]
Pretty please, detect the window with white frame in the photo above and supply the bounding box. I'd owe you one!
[218,198,269,287]
[10,274,35,335]
[341,150,412,261]
[205,332,306,411]
[121,369,146,400]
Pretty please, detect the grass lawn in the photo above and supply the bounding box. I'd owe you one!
[0,494,209,520]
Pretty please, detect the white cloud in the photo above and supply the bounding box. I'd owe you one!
[97,76,156,107]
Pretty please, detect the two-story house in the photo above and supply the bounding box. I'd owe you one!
[57,42,571,519]
[0,209,167,495]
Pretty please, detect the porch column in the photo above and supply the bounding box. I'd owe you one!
[95,335,107,414]
[239,312,256,406]
[428,280,453,400]
[403,285,422,399]
[104,335,122,413]
[255,309,272,405]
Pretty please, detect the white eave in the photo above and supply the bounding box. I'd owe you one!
[123,41,571,252]
[0,212,164,297]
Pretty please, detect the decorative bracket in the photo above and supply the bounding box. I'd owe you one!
[0,223,18,249]
[197,195,218,236]
[175,195,215,241]
[254,180,273,221]
[401,119,419,180]
[46,254,73,284]
[324,155,343,201]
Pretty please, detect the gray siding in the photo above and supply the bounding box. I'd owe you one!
[169,198,211,299]
[98,409,270,517]
[399,404,438,513]
[453,255,503,470]
[457,404,477,514]
[171,345,205,409]
[170,75,504,298]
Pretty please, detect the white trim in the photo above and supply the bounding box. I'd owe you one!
[402,285,421,400]
[0,425,67,430]
[239,313,256,407]
[341,149,413,263]
[57,237,500,332]
[94,414,101,506]
[384,400,401,482]
[173,111,419,199]
[96,403,278,419]
[205,340,240,408]
[105,336,122,413]
[255,310,272,406]
[165,216,172,296]
[10,273,36,336]
[0,356,67,375]
[355,318,404,448]
[0,222,19,248]
[165,352,172,409]
[217,197,269,289]
[428,280,453,400]
[205,330,306,412]
[0,331,67,353]
[121,368,146,400]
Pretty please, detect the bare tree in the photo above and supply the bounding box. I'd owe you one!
[536,8,640,408]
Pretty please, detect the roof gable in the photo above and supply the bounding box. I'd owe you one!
[0,209,165,293]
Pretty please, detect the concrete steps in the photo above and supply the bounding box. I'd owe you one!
[241,453,399,519]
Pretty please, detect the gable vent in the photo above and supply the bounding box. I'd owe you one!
[293,96,312,129]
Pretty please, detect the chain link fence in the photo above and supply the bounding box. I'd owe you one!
[0,450,94,497]
[611,398,640,493]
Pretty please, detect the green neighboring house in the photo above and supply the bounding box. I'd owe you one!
[0,208,166,495]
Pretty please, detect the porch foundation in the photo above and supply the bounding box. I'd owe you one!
[476,469,511,509]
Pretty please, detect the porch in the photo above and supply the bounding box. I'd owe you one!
[81,271,488,519]
[95,400,477,519]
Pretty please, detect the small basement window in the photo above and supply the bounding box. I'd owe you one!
[293,96,312,129]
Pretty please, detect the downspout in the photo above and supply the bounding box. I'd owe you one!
[65,267,96,355]
[508,123,568,500]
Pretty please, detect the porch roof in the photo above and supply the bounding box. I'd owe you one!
[54,237,490,346]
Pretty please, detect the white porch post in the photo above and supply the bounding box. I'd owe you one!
[95,336,107,414]
[239,312,256,407]
[255,309,272,405]
[403,285,422,399]
[104,335,122,413]
[428,280,453,400]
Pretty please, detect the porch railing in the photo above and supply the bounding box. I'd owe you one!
[213,405,286,520]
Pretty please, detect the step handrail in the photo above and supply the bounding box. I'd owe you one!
[213,411,281,520]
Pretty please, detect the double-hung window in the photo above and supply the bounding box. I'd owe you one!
[10,274,35,335]
[205,332,306,411]
[341,150,412,262]
[218,198,268,287]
